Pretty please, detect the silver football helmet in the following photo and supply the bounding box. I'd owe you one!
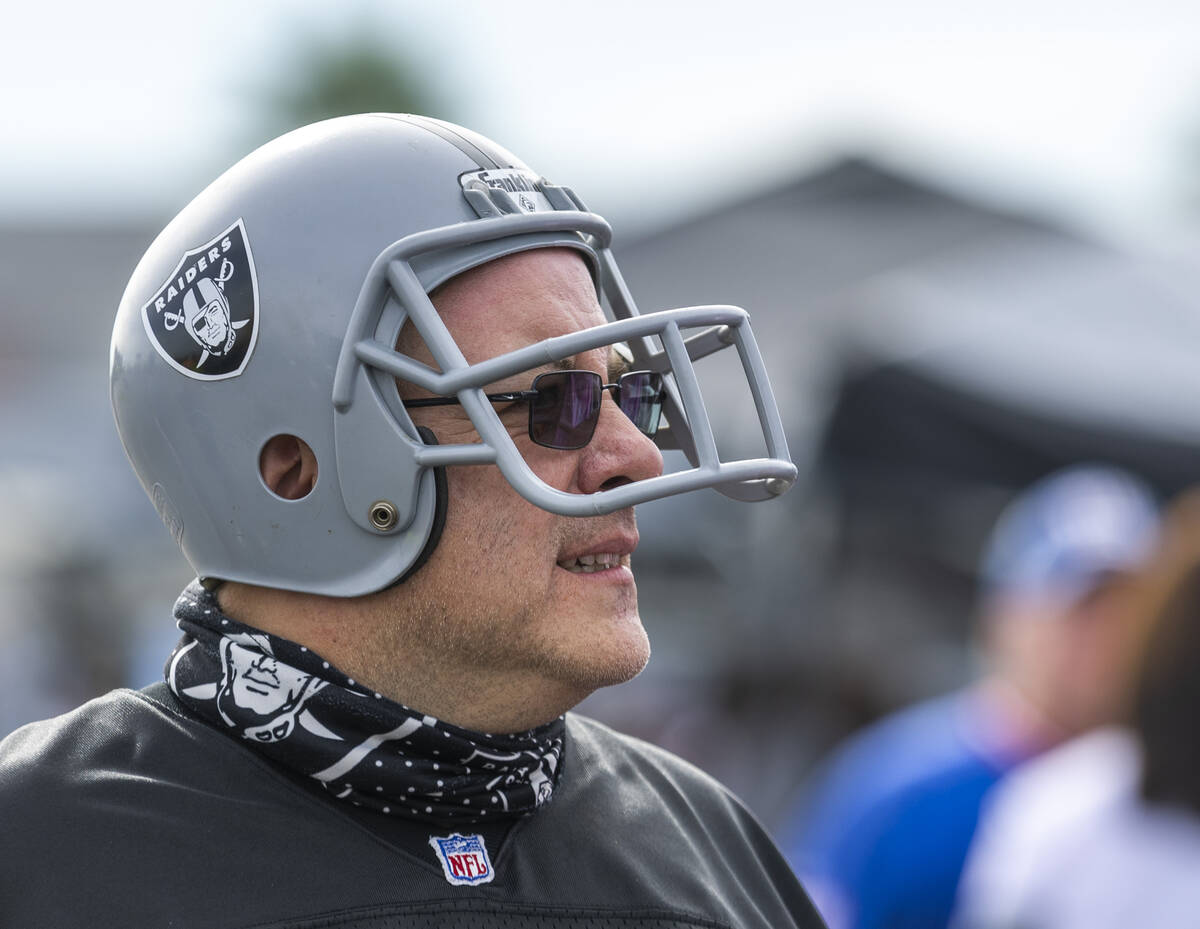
[111,114,795,596]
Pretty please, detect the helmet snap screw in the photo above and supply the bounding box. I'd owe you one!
[369,500,398,531]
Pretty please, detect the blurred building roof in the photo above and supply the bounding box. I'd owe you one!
[615,155,1085,554]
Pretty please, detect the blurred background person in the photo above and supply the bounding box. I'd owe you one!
[952,490,1200,929]
[775,465,1160,929]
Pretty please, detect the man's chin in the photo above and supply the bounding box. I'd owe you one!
[559,614,651,692]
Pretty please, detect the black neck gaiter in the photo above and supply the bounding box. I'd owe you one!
[167,582,565,826]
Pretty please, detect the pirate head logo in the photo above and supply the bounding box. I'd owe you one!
[179,270,241,357]
[171,632,339,744]
[141,218,259,380]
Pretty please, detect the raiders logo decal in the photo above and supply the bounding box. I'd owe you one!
[141,219,259,380]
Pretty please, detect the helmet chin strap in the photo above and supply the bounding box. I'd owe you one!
[388,426,449,588]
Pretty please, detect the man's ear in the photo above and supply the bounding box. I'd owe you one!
[259,434,318,500]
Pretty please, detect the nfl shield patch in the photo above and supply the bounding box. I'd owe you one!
[428,832,495,886]
[141,218,259,380]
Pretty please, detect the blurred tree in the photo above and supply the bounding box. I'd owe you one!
[247,22,455,149]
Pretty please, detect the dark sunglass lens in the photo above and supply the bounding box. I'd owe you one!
[618,372,664,437]
[529,371,602,449]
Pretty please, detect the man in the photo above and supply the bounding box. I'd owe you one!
[777,465,1159,929]
[0,114,819,928]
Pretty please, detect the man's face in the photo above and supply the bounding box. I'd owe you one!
[385,248,664,706]
[990,573,1143,735]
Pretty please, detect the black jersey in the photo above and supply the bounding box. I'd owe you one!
[0,684,824,928]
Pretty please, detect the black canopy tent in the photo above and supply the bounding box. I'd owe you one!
[809,233,1200,713]
[825,232,1200,526]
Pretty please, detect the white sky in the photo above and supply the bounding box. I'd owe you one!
[5,1,1200,239]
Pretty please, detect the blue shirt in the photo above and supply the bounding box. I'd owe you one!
[779,692,1024,929]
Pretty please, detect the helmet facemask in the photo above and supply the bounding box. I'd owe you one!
[331,202,796,556]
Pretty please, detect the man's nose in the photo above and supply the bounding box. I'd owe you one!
[576,391,664,494]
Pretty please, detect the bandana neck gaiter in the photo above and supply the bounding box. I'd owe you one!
[167,582,565,826]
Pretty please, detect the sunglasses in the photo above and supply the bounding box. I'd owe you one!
[404,369,665,450]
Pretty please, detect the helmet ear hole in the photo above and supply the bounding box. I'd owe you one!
[259,434,318,501]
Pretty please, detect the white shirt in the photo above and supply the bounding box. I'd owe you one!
[952,727,1200,929]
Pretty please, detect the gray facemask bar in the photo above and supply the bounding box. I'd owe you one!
[332,210,796,528]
